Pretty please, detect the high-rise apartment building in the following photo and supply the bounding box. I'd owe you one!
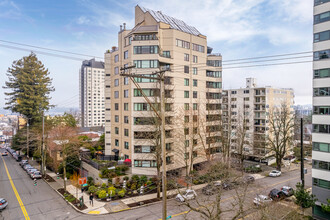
[312,1,330,219]
[104,5,222,175]
[80,59,105,127]
[222,78,294,161]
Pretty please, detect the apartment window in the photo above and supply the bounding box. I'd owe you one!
[134,103,159,111]
[184,116,189,123]
[115,139,119,146]
[166,143,172,151]
[184,66,189,73]
[184,78,189,86]
[115,67,119,75]
[206,71,221,78]
[193,103,198,110]
[313,142,330,153]
[193,55,198,63]
[314,106,330,115]
[314,68,330,78]
[231,98,237,101]
[314,87,330,96]
[206,81,221,88]
[192,43,204,52]
[193,67,198,75]
[124,116,129,124]
[134,74,157,83]
[244,90,250,94]
[114,79,119,87]
[124,129,129,137]
[134,145,155,153]
[313,160,330,171]
[124,50,128,59]
[313,178,330,190]
[162,51,171,58]
[114,91,119,98]
[115,127,119,134]
[184,103,189,110]
[124,77,129,85]
[184,53,189,61]
[124,103,129,111]
[314,30,330,43]
[207,60,222,67]
[176,39,190,49]
[314,49,330,60]
[134,60,159,68]
[314,11,330,24]
[124,90,129,98]
[115,103,119,110]
[193,91,198,98]
[244,97,250,101]
[315,0,330,5]
[124,142,129,149]
[231,91,237,94]
[134,89,158,97]
[114,55,119,63]
[133,45,159,54]
[206,92,221,99]
[133,34,157,41]
[193,79,197,87]
[184,91,189,98]
[313,124,330,133]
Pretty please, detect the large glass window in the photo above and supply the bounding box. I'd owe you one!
[314,68,330,78]
[206,71,222,78]
[207,60,222,67]
[314,106,330,115]
[133,46,158,54]
[134,103,159,111]
[315,0,330,6]
[314,87,330,96]
[192,43,205,53]
[314,49,330,60]
[314,11,330,24]
[314,30,330,43]
[134,60,159,68]
[134,89,159,97]
[313,124,330,133]
[206,92,221,99]
[134,74,157,83]
[206,81,222,88]
[313,142,330,152]
[176,39,190,49]
[133,34,157,41]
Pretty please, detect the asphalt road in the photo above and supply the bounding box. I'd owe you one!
[0,148,312,220]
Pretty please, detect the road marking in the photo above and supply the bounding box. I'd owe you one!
[88,210,101,214]
[113,208,131,212]
[159,174,311,220]
[1,156,30,220]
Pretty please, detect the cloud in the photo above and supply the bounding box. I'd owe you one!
[77,16,91,25]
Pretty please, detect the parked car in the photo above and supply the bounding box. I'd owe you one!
[281,186,294,196]
[27,168,38,175]
[269,189,286,201]
[1,152,8,156]
[0,198,8,210]
[269,170,281,177]
[202,181,222,195]
[23,164,32,171]
[242,176,255,184]
[253,194,273,206]
[176,189,197,202]
[19,160,28,167]
[222,180,240,190]
[30,171,42,179]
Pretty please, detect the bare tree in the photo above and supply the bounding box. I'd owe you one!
[266,103,294,171]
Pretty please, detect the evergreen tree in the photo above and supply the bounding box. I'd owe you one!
[3,53,54,125]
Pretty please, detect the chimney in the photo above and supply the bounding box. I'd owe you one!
[112,46,117,51]
[123,23,126,30]
[120,25,122,31]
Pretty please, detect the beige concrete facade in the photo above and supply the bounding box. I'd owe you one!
[104,5,222,175]
[223,78,294,159]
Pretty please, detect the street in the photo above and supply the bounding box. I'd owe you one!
[0,148,312,220]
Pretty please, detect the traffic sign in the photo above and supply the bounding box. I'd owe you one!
[78,177,87,185]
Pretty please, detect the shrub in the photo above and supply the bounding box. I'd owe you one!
[116,165,129,173]
[87,177,94,186]
[98,190,107,199]
[123,176,129,181]
[140,175,148,185]
[130,182,137,190]
[149,176,158,184]
[146,180,152,186]
[118,189,126,198]
[131,175,139,183]
[114,177,121,187]
[108,186,116,196]
[101,183,107,189]
[88,186,97,194]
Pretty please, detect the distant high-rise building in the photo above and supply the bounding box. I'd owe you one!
[79,59,105,127]
[223,78,294,161]
[312,1,330,219]
[104,5,222,175]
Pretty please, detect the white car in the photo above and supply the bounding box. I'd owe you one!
[253,194,272,206]
[269,170,281,177]
[176,189,197,202]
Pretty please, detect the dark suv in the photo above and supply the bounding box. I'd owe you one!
[269,189,286,201]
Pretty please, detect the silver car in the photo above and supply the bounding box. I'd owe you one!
[30,171,42,179]
[0,198,8,210]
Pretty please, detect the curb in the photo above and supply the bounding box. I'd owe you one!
[42,178,86,214]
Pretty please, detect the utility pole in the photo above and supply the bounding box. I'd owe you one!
[120,65,167,220]
[41,112,46,176]
[26,120,29,159]
[300,117,304,188]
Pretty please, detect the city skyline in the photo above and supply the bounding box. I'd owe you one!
[0,0,313,113]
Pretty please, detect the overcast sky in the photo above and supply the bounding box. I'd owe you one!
[0,0,313,113]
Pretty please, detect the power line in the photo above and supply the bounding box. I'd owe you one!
[0,39,103,59]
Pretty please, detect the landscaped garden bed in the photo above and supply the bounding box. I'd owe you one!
[58,188,88,210]
[44,174,55,182]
